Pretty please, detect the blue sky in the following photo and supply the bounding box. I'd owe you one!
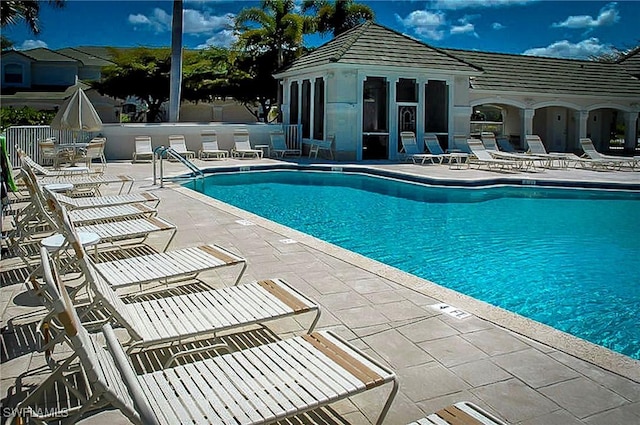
[3,1,639,59]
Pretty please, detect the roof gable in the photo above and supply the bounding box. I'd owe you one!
[16,47,77,62]
[279,22,480,75]
[442,48,640,97]
[618,47,640,77]
[56,48,114,67]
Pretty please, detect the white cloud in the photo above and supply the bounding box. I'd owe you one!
[451,22,477,36]
[450,15,478,37]
[432,0,536,10]
[20,39,48,50]
[552,2,619,29]
[492,22,505,30]
[195,29,237,49]
[523,37,612,59]
[396,10,447,40]
[128,8,171,33]
[184,10,234,34]
[128,7,234,38]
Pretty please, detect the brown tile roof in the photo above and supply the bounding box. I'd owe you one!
[278,21,480,75]
[618,47,640,78]
[442,48,640,98]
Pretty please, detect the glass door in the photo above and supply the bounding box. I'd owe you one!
[362,77,389,160]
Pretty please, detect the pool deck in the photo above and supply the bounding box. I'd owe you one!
[2,157,639,424]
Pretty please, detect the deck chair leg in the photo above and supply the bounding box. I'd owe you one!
[376,378,399,425]
[233,262,248,285]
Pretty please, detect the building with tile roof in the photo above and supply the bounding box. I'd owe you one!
[1,47,119,122]
[275,21,640,159]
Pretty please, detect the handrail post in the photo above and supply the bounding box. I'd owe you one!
[153,145,166,186]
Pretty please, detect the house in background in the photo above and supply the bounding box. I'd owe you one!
[275,22,640,159]
[1,46,258,125]
[1,47,120,122]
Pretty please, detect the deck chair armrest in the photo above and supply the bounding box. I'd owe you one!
[102,324,160,425]
[163,343,231,369]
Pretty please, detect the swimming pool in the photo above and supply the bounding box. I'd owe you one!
[185,171,640,359]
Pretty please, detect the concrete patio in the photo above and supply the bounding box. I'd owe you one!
[2,157,639,424]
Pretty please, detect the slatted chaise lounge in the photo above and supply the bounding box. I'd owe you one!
[466,139,520,171]
[132,135,154,163]
[423,133,453,163]
[198,130,228,159]
[11,248,398,425]
[232,128,263,158]
[45,189,248,290]
[400,131,438,164]
[20,152,135,194]
[69,252,320,353]
[168,135,196,159]
[579,138,635,170]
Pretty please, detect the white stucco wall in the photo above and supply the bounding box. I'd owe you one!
[1,54,32,88]
[100,122,280,160]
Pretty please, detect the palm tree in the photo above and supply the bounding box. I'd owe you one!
[234,0,314,69]
[302,0,374,37]
[1,0,65,35]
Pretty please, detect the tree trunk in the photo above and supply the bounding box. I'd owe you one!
[169,0,183,122]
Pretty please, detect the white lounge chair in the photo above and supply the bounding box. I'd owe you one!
[167,135,196,160]
[270,130,301,157]
[579,138,635,170]
[132,136,154,163]
[76,259,320,352]
[399,131,438,164]
[198,130,228,159]
[423,133,453,163]
[21,163,158,209]
[76,137,107,169]
[525,135,585,168]
[46,191,248,289]
[20,153,134,195]
[12,251,397,425]
[466,139,520,170]
[232,128,263,158]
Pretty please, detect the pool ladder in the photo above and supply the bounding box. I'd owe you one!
[153,146,203,187]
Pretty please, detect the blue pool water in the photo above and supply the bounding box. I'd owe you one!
[185,171,640,359]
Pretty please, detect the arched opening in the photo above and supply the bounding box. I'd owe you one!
[469,103,523,150]
[533,106,579,153]
[587,108,626,153]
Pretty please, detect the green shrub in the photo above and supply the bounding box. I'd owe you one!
[0,106,57,132]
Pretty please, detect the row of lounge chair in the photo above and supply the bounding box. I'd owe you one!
[400,132,638,171]
[7,155,402,424]
[132,129,302,163]
[6,154,508,424]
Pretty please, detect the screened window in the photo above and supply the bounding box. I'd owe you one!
[313,77,324,140]
[301,80,311,138]
[4,64,23,84]
[424,80,448,133]
[396,78,417,102]
[289,81,299,124]
[363,77,388,132]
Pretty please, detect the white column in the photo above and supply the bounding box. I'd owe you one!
[281,79,290,125]
[572,110,589,152]
[519,108,535,143]
[297,80,303,128]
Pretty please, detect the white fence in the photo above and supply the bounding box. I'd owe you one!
[5,126,98,165]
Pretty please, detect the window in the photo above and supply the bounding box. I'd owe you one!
[424,80,448,133]
[4,63,23,84]
[396,78,417,102]
[289,81,299,124]
[301,80,311,138]
[313,78,324,140]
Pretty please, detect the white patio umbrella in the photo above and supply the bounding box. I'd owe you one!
[50,86,103,136]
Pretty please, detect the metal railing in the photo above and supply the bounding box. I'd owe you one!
[283,124,303,151]
[153,146,203,187]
